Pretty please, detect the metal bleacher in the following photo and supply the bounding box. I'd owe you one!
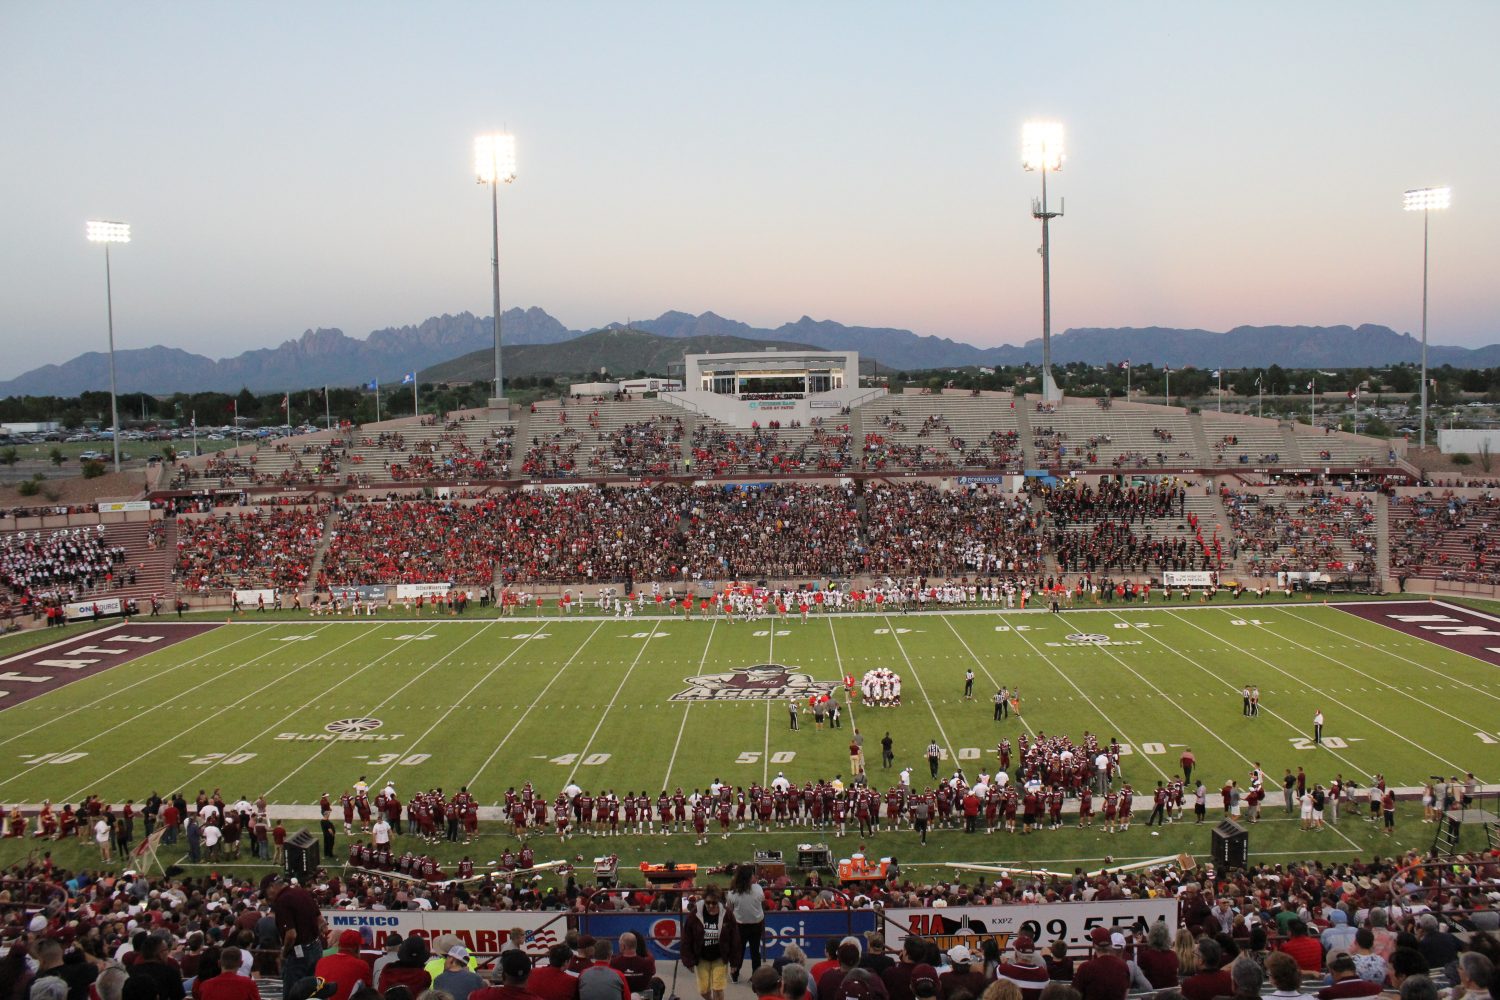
[1030,402,1198,471]
[857,393,1023,473]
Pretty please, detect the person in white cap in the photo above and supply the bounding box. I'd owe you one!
[434,946,484,1000]
[940,946,986,998]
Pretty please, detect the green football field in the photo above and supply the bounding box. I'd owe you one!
[3,598,1499,876]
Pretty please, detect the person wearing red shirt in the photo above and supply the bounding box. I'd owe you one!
[199,949,260,1000]
[525,945,580,1000]
[1180,939,1232,1000]
[1072,928,1130,1000]
[1278,920,1325,974]
[315,931,372,1000]
[470,951,542,1000]
[1315,956,1382,1000]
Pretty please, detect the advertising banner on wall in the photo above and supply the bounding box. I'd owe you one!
[883,898,1176,955]
[321,909,563,958]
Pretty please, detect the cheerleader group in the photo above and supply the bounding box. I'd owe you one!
[858,668,902,707]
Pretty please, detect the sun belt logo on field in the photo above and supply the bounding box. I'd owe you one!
[671,664,837,702]
[1065,633,1110,644]
[326,717,383,734]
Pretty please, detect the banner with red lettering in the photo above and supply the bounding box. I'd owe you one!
[321,909,564,958]
[883,898,1176,955]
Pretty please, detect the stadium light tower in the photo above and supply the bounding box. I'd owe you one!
[1023,122,1066,402]
[1403,186,1450,450]
[475,133,518,406]
[86,220,130,473]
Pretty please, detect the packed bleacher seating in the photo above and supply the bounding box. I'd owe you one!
[1223,489,1378,576]
[1037,480,1224,572]
[319,497,507,586]
[173,506,329,592]
[680,483,862,578]
[0,526,127,603]
[862,482,1045,577]
[1389,492,1500,585]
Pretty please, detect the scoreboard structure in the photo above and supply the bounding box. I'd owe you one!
[666,349,880,427]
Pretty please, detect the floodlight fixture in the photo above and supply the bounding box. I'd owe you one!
[86,220,131,243]
[1403,186,1451,212]
[475,133,518,185]
[1022,122,1065,173]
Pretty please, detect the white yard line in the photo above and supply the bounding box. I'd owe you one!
[1169,609,1472,779]
[662,619,717,792]
[1103,609,1364,851]
[469,620,608,789]
[1259,611,1496,732]
[765,619,776,786]
[54,624,358,801]
[0,624,276,748]
[566,620,660,785]
[1299,607,1500,703]
[881,615,957,764]
[260,622,500,797]
[372,624,562,789]
[825,618,859,734]
[938,615,1036,737]
[1003,615,1170,781]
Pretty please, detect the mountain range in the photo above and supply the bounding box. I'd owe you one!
[3,308,1498,397]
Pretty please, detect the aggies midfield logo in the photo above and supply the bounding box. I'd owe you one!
[672,664,837,702]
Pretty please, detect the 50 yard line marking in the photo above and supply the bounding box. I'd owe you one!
[663,619,717,792]
[469,620,607,789]
[566,620,659,785]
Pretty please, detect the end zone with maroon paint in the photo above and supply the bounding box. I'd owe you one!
[1337,600,1500,668]
[0,623,220,709]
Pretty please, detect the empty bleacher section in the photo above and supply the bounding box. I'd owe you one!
[857,393,1023,473]
[1284,424,1393,468]
[1199,412,1298,466]
[1036,479,1224,573]
[173,506,329,592]
[1389,491,1500,585]
[1030,400,1198,471]
[1222,488,1378,576]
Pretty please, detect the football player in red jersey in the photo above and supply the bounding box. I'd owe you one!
[692,801,708,845]
[1077,786,1093,828]
[1119,784,1134,831]
[1102,789,1120,833]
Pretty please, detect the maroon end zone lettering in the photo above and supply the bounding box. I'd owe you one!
[0,623,221,710]
[1338,600,1500,667]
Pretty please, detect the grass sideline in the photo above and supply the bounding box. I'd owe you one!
[2,600,1497,874]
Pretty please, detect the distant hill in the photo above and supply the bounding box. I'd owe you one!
[0,309,573,396]
[5,305,1500,398]
[422,328,826,383]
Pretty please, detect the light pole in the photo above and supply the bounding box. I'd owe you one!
[476,133,517,407]
[1023,122,1065,403]
[86,220,130,473]
[1403,186,1450,450]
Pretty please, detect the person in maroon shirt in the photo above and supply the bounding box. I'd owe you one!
[199,949,260,1000]
[1132,923,1179,990]
[471,951,542,1000]
[526,945,579,1000]
[1316,956,1382,1000]
[1180,938,1233,1000]
[1072,928,1130,1000]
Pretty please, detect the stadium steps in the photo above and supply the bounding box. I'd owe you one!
[1187,411,1212,466]
[1374,494,1391,588]
[108,520,174,602]
[303,508,342,590]
[1276,422,1306,464]
[1011,399,1036,467]
[510,406,535,476]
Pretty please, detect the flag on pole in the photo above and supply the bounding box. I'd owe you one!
[1211,369,1220,379]
[1347,388,1359,400]
[401,372,416,385]
[279,394,289,411]
[1120,360,1130,370]
[1306,381,1314,391]
[366,379,379,391]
